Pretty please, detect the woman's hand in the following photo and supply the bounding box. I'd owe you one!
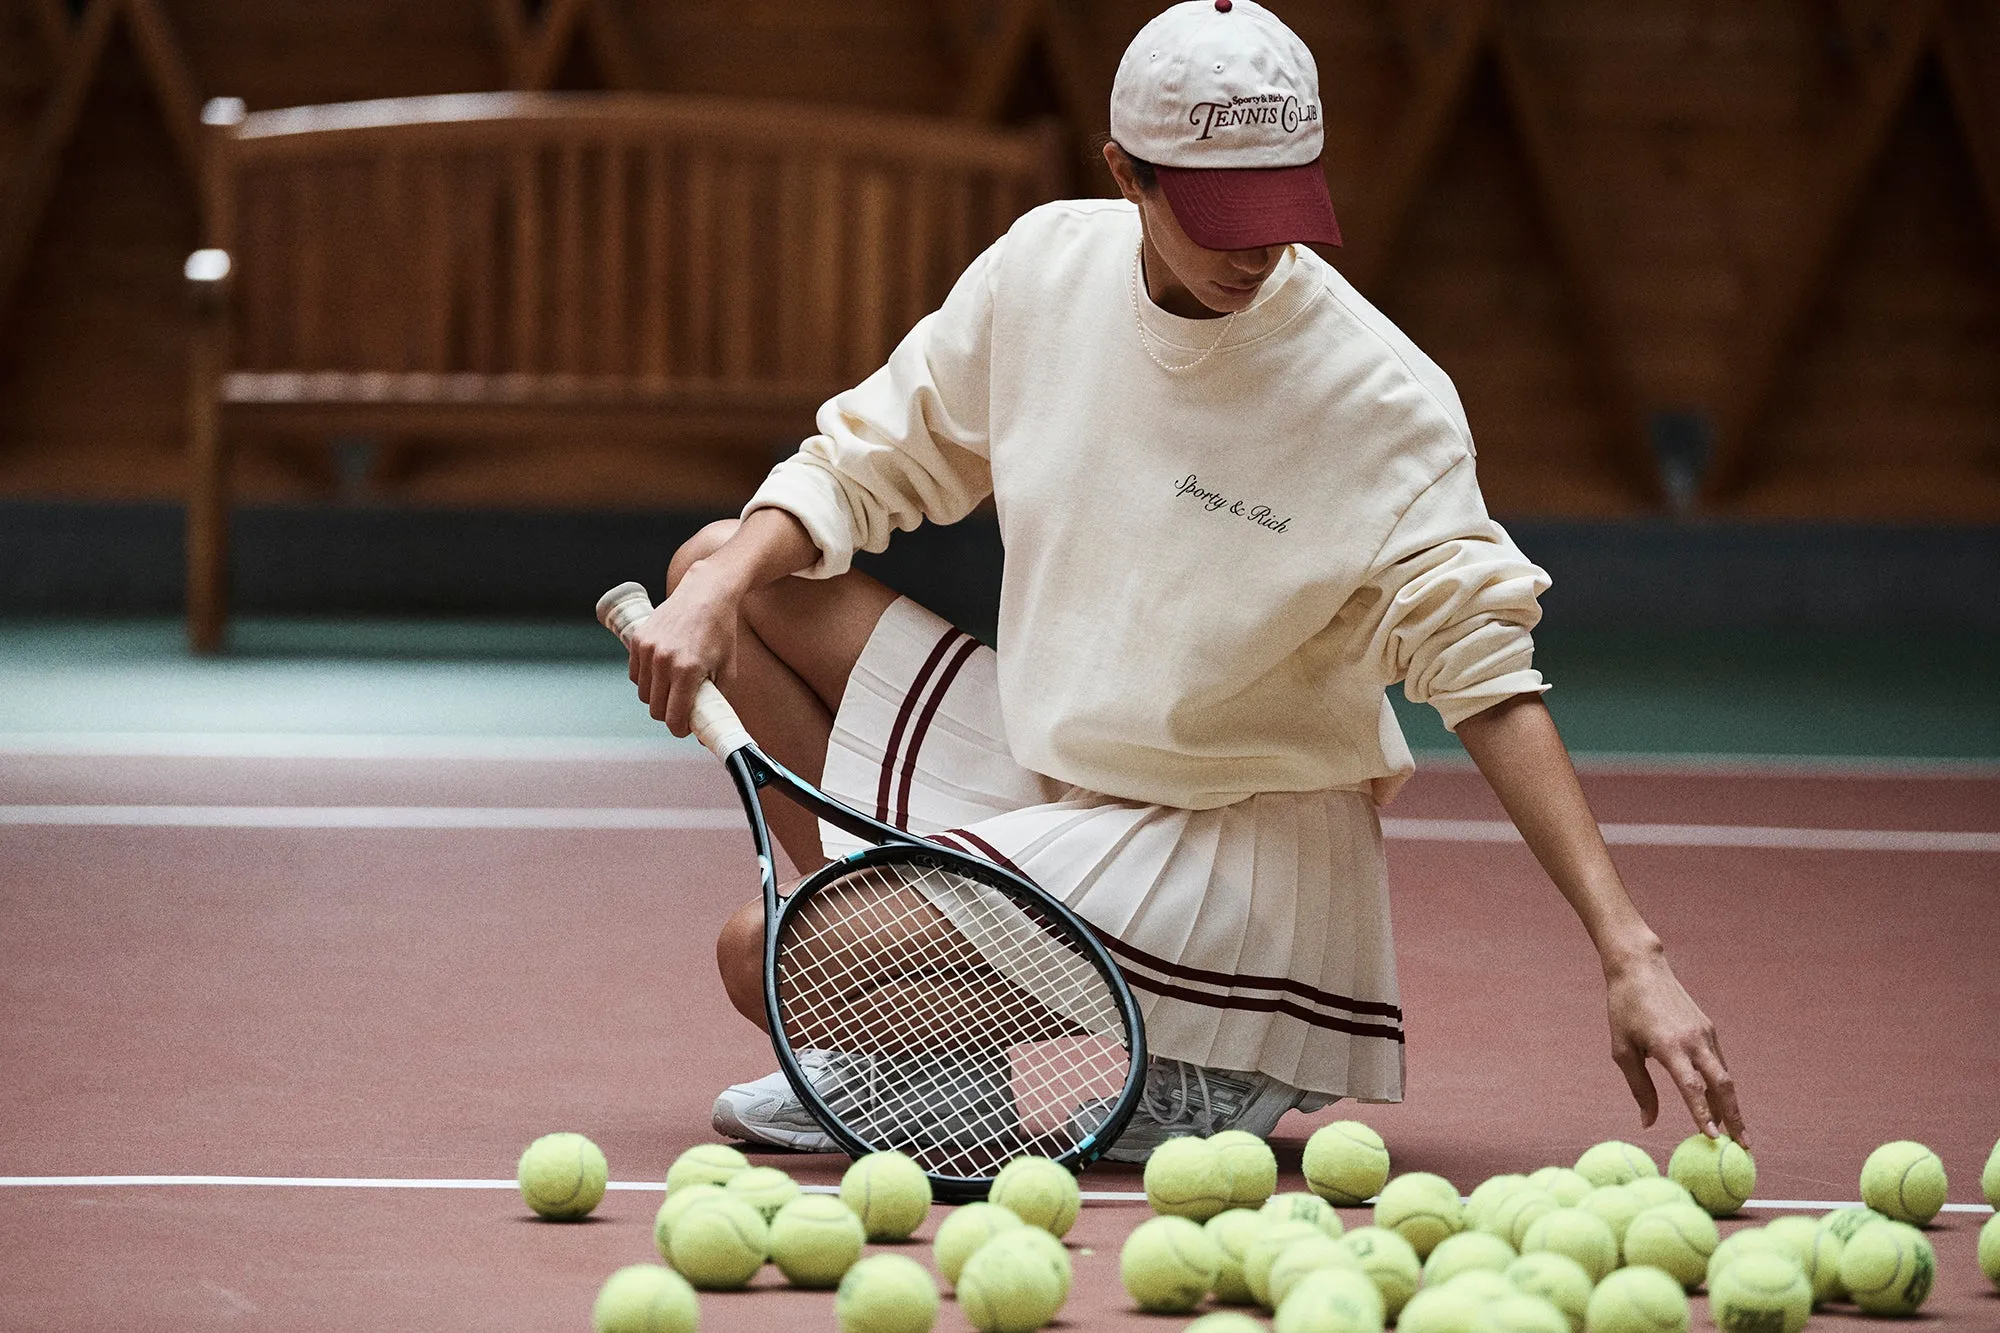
[627,559,746,736]
[1604,945,1748,1145]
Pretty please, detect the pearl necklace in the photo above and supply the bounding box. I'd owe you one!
[1129,242,1235,373]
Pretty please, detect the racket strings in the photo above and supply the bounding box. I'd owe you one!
[774,860,1133,1177]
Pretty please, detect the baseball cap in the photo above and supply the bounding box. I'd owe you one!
[1109,0,1342,250]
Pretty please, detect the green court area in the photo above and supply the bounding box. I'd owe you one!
[2,618,1995,762]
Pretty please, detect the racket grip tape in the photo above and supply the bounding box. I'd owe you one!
[594,581,754,759]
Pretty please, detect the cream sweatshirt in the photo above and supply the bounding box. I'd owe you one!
[745,198,1550,810]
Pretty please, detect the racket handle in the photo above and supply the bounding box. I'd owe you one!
[595,581,754,759]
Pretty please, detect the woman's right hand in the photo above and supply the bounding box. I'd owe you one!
[627,559,745,737]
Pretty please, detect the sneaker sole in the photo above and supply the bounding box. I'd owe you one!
[710,1100,838,1154]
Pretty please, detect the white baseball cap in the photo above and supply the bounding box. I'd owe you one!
[1109,0,1342,250]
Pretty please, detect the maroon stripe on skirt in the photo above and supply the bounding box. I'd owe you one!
[892,635,981,830]
[874,627,968,824]
[940,828,1404,1032]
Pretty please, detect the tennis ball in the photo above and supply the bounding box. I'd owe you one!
[1303,1120,1392,1206]
[1703,1226,1788,1288]
[1466,1174,1530,1231]
[1978,1212,2000,1290]
[1264,1190,1346,1237]
[1244,1219,1335,1308]
[1622,1176,1695,1212]
[836,1252,939,1333]
[1619,1201,1718,1290]
[840,1150,932,1241]
[959,1227,1067,1332]
[1574,1141,1659,1189]
[1339,1224,1422,1320]
[665,1142,748,1192]
[1489,1187,1559,1251]
[1187,1315,1269,1333]
[1274,1265,1387,1333]
[1585,1265,1690,1333]
[1860,1139,1948,1225]
[1422,1229,1517,1285]
[1838,1217,1935,1315]
[668,1192,768,1289]
[997,1224,1072,1298]
[1119,1214,1220,1313]
[769,1193,867,1288]
[1474,1292,1569,1333]
[1446,1268,1518,1304]
[989,1155,1080,1237]
[1373,1171,1463,1258]
[591,1264,698,1333]
[1763,1214,1844,1304]
[654,1184,724,1262]
[1520,1206,1619,1283]
[726,1164,800,1221]
[933,1201,1024,1287]
[1526,1167,1594,1208]
[1396,1283,1484,1333]
[1265,1234,1365,1311]
[1211,1128,1280,1208]
[1710,1251,1811,1333]
[516,1132,608,1221]
[1665,1133,1754,1216]
[1205,1207,1270,1304]
[1579,1183,1643,1247]
[1817,1204,1886,1244]
[1145,1135,1231,1221]
[1504,1252,1592,1333]
[1984,1135,2000,1209]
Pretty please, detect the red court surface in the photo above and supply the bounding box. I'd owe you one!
[3,751,1997,1329]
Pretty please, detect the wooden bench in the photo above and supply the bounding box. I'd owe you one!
[183,91,1063,651]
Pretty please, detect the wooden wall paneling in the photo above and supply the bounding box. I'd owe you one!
[900,165,936,336]
[1701,0,1937,501]
[554,137,585,373]
[774,151,809,381]
[416,155,453,372]
[717,153,754,384]
[462,158,500,373]
[510,142,543,371]
[682,145,714,379]
[950,0,1107,142]
[639,140,669,381]
[598,139,628,377]
[493,0,641,92]
[26,0,67,62]
[807,156,842,385]
[1937,0,2000,250]
[851,165,892,378]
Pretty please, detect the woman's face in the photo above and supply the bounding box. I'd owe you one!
[1104,142,1287,320]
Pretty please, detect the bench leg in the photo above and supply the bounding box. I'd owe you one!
[186,327,228,654]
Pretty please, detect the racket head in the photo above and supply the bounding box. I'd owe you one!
[765,843,1145,1199]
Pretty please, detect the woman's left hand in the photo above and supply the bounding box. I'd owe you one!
[1604,947,1747,1146]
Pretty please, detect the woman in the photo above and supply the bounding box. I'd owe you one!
[626,0,1746,1162]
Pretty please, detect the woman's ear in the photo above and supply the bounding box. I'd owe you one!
[1102,141,1147,206]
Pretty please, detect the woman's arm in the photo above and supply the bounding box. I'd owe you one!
[1454,693,1749,1145]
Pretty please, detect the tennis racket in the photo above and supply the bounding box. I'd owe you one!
[598,581,1145,1199]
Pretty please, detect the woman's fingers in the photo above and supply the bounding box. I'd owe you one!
[1612,1039,1660,1129]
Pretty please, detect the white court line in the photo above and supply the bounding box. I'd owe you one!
[0,1177,1990,1213]
[0,732,698,761]
[3,806,1996,852]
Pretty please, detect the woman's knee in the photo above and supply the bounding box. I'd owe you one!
[715,898,767,1025]
[666,519,741,594]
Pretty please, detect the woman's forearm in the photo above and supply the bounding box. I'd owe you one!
[686,506,821,600]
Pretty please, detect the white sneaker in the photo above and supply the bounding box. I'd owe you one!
[1085,1056,1331,1163]
[710,1049,850,1152]
[713,1048,1021,1154]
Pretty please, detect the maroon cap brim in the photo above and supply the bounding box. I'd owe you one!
[1155,160,1343,251]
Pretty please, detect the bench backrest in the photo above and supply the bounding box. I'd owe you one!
[202,92,1064,392]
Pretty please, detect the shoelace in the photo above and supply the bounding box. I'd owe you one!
[1138,1059,1241,1135]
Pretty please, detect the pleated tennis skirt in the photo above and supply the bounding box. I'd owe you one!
[816,597,1406,1102]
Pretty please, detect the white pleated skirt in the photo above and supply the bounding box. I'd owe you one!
[817,597,1406,1102]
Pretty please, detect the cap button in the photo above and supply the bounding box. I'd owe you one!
[1215,0,1232,11]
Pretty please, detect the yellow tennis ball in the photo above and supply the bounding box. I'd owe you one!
[1520,1206,1619,1284]
[1488,1187,1559,1251]
[1504,1252,1593,1333]
[1338,1224,1421,1320]
[1372,1171,1463,1258]
[1526,1167,1594,1208]
[840,1150,932,1241]
[1243,1219,1333,1308]
[1303,1120,1392,1206]
[1838,1217,1935,1315]
[1475,1292,1570,1333]
[1397,1283,1484,1333]
[1665,1134,1754,1216]
[1703,1226,1788,1289]
[665,1142,748,1192]
[1984,1136,2000,1209]
[1145,1135,1231,1222]
[1574,1140,1659,1189]
[998,1224,1072,1299]
[1205,1207,1270,1304]
[1762,1214,1844,1304]
[933,1201,1024,1287]
[1211,1129,1281,1208]
[516,1131,608,1220]
[1423,1229,1517,1286]
[1859,1139,1948,1225]
[1978,1212,2000,1291]
[668,1192,768,1289]
[591,1264,698,1333]
[1620,1201,1718,1290]
[1465,1174,1530,1231]
[1817,1204,1886,1244]
[1622,1176,1695,1213]
[1263,1190,1346,1237]
[1186,1314,1269,1333]
[726,1164,800,1222]
[1710,1249,1811,1333]
[1584,1264,1690,1333]
[653,1184,724,1262]
[1445,1268,1517,1305]
[1578,1183,1643,1248]
[1274,1265,1386,1333]
[989,1156,1080,1237]
[959,1227,1067,1332]
[769,1193,867,1288]
[1120,1214,1221,1313]
[1267,1236,1367,1311]
[836,1252,939,1333]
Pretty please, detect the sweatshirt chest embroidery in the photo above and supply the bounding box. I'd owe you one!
[1172,472,1292,533]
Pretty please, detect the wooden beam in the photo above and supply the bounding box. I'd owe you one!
[1702,0,1937,501]
[29,0,70,62]
[516,0,591,91]
[122,0,204,185]
[956,0,1042,122]
[1936,0,2000,250]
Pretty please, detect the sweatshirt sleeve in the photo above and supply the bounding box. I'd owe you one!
[741,235,1002,578]
[1359,453,1553,731]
